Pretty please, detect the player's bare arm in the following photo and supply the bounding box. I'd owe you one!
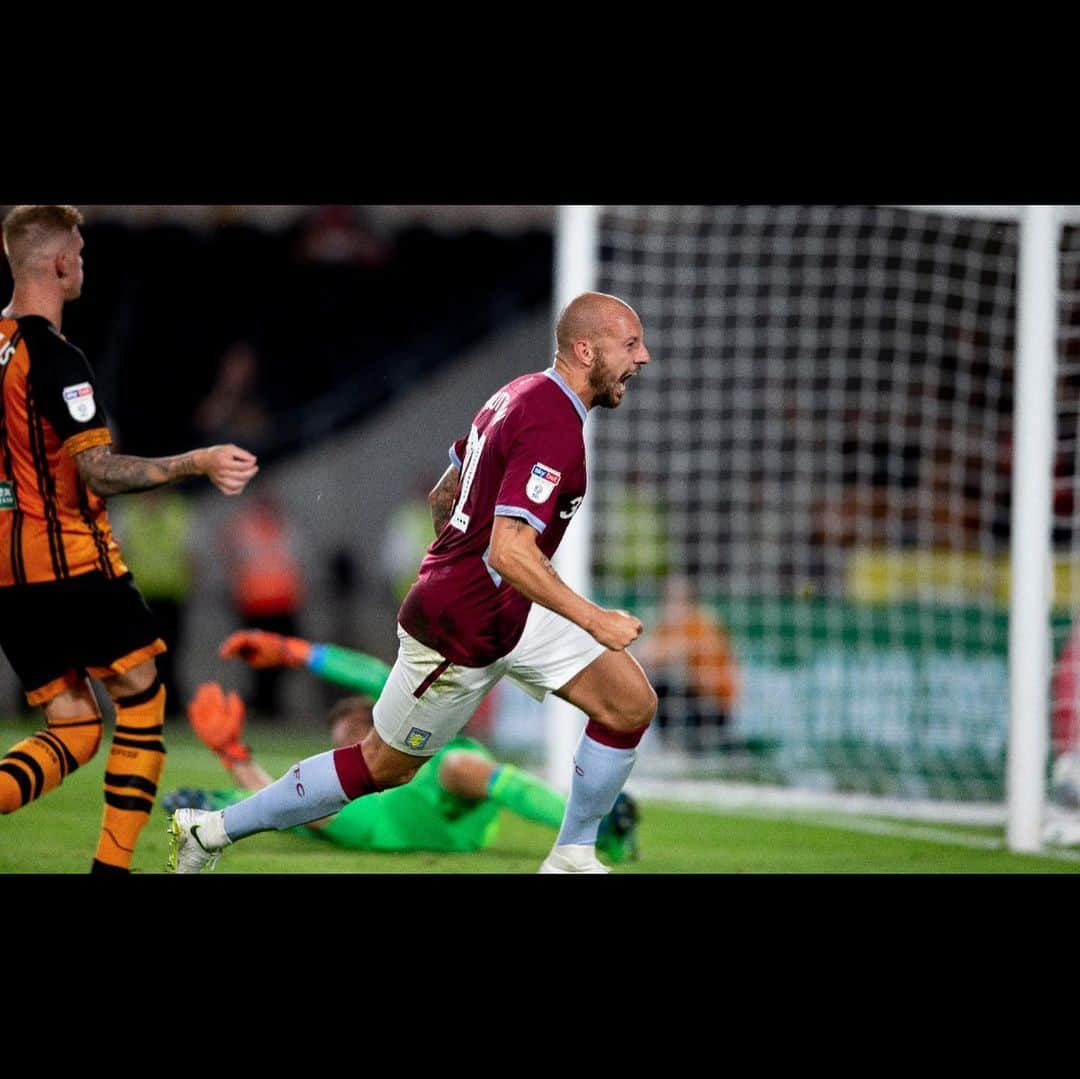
[488,516,642,651]
[428,464,461,535]
[75,443,258,497]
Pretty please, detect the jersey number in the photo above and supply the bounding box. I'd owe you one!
[450,424,486,533]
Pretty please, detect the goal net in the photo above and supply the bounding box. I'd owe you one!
[581,205,1079,821]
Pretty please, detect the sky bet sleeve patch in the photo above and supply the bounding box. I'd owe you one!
[62,382,97,423]
[526,463,562,504]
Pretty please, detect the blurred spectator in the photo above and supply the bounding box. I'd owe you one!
[1052,620,1080,807]
[320,547,361,711]
[192,339,271,450]
[808,384,1007,568]
[221,489,306,721]
[326,547,360,644]
[634,574,741,754]
[294,206,393,268]
[379,475,438,605]
[594,469,671,598]
[110,488,196,715]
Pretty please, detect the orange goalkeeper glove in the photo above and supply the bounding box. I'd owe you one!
[218,629,312,669]
[187,681,251,764]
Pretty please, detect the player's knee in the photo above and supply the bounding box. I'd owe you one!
[637,683,659,728]
[356,727,427,790]
[41,685,104,766]
[105,658,159,701]
[607,683,657,732]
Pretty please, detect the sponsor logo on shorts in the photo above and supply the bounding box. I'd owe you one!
[0,482,14,511]
[62,381,96,422]
[405,727,432,750]
[527,463,562,504]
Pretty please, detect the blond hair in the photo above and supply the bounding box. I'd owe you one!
[2,205,84,273]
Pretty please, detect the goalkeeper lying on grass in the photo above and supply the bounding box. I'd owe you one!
[164,630,638,862]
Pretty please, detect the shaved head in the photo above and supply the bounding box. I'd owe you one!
[555,292,639,358]
[2,205,84,277]
[553,291,650,410]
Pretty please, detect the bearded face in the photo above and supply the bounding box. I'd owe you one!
[588,347,626,409]
[574,302,651,409]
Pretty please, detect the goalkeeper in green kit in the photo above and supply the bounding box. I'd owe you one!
[164,629,639,862]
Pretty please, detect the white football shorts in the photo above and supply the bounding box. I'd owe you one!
[372,603,607,756]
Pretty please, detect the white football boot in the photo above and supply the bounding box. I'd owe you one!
[538,843,610,874]
[167,808,230,873]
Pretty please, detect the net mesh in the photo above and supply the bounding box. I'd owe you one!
[590,205,1063,803]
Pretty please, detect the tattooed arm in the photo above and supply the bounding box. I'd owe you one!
[428,464,461,536]
[75,443,259,497]
[487,515,642,651]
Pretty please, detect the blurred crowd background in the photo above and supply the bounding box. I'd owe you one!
[38,206,554,462]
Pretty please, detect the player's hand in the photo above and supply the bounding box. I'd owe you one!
[589,607,643,651]
[219,629,312,669]
[188,681,247,752]
[200,444,259,496]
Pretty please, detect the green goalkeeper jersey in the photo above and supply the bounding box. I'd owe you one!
[214,736,501,853]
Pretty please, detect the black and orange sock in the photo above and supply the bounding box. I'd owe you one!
[0,712,102,813]
[94,678,167,872]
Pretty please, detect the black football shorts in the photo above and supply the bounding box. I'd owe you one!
[0,571,165,704]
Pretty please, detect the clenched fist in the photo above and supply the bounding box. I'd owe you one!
[589,607,643,651]
[197,444,259,496]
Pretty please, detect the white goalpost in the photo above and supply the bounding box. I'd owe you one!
[544,206,599,790]
[547,203,1076,852]
[1007,205,1058,851]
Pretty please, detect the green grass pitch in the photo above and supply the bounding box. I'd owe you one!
[1,718,1077,874]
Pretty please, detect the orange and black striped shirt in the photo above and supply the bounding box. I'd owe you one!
[0,315,127,586]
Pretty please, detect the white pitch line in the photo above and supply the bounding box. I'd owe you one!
[634,790,1080,864]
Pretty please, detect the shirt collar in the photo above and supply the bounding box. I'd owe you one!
[543,367,588,424]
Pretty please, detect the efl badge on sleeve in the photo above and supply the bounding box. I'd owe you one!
[526,463,562,504]
[62,382,97,422]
